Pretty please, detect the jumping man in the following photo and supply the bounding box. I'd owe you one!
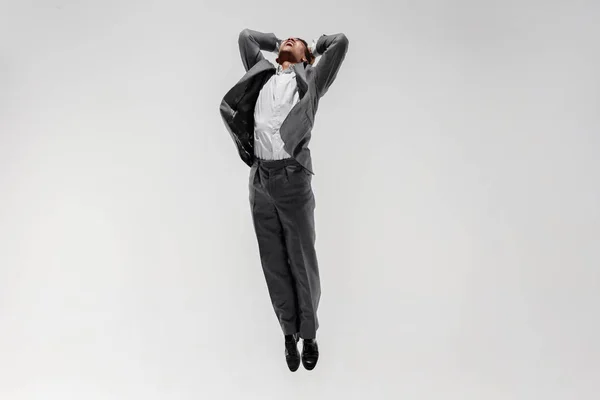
[219,28,349,371]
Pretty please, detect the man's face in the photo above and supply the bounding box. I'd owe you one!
[279,37,308,63]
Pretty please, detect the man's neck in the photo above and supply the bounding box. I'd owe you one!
[279,61,294,71]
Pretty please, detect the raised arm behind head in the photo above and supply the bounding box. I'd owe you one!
[311,33,349,98]
[238,29,280,72]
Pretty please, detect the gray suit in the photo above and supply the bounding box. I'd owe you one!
[219,29,349,174]
[219,29,349,339]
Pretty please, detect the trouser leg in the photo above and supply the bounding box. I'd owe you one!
[271,163,321,340]
[249,163,299,335]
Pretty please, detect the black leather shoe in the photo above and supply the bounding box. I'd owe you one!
[301,338,319,370]
[284,333,300,372]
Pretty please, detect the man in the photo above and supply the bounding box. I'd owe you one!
[219,28,349,371]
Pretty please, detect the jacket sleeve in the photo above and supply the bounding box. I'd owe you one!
[238,29,281,72]
[311,33,349,98]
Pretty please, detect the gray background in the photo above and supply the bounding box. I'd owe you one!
[1,0,599,399]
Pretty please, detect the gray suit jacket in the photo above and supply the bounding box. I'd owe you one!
[219,29,349,175]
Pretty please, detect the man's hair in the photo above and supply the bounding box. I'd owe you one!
[298,38,316,65]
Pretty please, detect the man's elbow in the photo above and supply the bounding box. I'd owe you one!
[239,29,251,42]
[335,33,349,52]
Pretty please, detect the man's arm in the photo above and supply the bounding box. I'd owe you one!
[309,33,349,98]
[238,29,281,72]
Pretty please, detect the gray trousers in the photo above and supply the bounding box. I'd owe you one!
[249,157,321,339]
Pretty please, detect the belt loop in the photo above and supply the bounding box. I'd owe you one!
[284,164,289,182]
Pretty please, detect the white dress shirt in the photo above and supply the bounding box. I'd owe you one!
[253,63,300,160]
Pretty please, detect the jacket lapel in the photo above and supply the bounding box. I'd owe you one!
[227,59,276,106]
[241,59,276,85]
[292,63,308,99]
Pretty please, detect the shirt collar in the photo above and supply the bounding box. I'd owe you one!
[276,63,296,75]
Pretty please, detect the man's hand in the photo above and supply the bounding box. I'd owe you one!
[308,39,319,57]
[273,38,282,54]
